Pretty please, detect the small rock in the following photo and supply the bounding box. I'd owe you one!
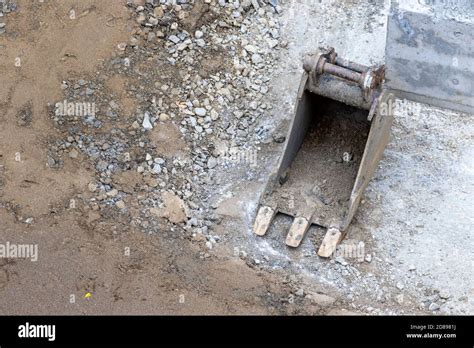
[47,156,56,168]
[168,35,180,44]
[136,12,146,24]
[195,30,203,39]
[96,160,108,172]
[207,157,218,169]
[334,256,348,266]
[107,189,118,197]
[244,44,258,53]
[160,191,188,224]
[142,112,153,130]
[210,109,219,121]
[88,182,97,192]
[159,113,170,121]
[176,43,187,51]
[193,233,206,242]
[429,302,440,311]
[69,148,79,159]
[147,32,156,42]
[115,200,126,209]
[195,39,206,47]
[251,53,263,65]
[439,290,450,299]
[266,38,278,48]
[194,107,207,117]
[154,7,164,18]
[152,164,162,174]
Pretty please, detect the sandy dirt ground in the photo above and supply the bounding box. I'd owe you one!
[0,0,472,315]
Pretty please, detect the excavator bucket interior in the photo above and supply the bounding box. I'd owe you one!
[254,47,393,257]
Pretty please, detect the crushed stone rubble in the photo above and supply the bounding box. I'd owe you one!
[47,0,283,259]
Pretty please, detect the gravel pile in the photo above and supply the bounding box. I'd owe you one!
[48,0,283,258]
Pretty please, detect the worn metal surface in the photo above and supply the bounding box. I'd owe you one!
[276,73,314,178]
[307,74,372,110]
[323,62,364,84]
[386,5,474,114]
[335,56,368,73]
[341,91,394,231]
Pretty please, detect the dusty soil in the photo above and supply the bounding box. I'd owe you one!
[0,0,471,315]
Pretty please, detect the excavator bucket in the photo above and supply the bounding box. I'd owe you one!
[254,48,393,257]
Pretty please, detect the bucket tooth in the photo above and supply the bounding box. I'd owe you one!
[285,217,311,248]
[253,206,276,236]
[318,227,343,258]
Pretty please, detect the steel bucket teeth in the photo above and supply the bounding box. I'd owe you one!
[318,228,343,258]
[285,217,310,248]
[253,205,341,257]
[253,206,275,236]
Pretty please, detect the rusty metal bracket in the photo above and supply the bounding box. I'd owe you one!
[303,48,385,105]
